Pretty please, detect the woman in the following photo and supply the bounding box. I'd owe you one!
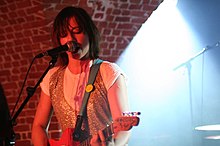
[32,6,130,146]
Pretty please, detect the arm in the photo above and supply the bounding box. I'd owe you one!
[32,91,53,146]
[108,74,130,146]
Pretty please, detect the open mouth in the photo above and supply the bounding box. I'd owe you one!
[66,40,82,54]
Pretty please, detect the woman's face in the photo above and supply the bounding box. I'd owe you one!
[59,17,90,60]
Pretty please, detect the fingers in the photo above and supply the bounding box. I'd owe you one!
[98,130,106,142]
[90,134,99,144]
[90,130,108,146]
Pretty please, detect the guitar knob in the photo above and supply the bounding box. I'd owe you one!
[122,112,141,116]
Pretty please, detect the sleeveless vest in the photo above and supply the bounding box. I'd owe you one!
[49,66,113,141]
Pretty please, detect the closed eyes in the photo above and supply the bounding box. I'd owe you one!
[70,26,83,34]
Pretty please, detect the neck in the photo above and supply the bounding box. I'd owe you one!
[67,58,91,74]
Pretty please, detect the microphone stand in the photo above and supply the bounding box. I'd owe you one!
[174,48,208,146]
[174,47,207,126]
[9,56,58,145]
[173,41,220,125]
[173,41,220,146]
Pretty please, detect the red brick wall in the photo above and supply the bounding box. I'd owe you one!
[0,0,162,145]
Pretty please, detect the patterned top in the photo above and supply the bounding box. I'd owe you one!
[40,61,126,144]
[49,66,112,134]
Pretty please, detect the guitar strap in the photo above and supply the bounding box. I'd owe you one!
[72,58,103,142]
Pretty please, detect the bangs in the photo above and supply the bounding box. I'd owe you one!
[53,17,70,43]
[53,16,84,45]
[52,6,100,61]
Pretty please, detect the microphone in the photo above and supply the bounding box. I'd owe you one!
[35,41,81,58]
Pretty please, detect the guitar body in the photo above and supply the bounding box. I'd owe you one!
[49,115,140,146]
[49,128,80,146]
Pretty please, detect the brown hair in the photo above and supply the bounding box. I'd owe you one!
[52,6,100,65]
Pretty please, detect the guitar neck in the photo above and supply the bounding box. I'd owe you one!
[101,116,140,139]
[49,116,140,146]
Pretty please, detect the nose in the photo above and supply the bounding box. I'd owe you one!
[67,31,78,43]
[66,32,74,42]
[60,32,77,45]
[70,33,77,42]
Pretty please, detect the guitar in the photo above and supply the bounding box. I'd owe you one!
[49,116,140,146]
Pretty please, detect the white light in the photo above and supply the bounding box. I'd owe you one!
[195,124,220,131]
[164,0,178,7]
[205,135,220,140]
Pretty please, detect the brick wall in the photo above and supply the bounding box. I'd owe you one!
[0,0,162,145]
